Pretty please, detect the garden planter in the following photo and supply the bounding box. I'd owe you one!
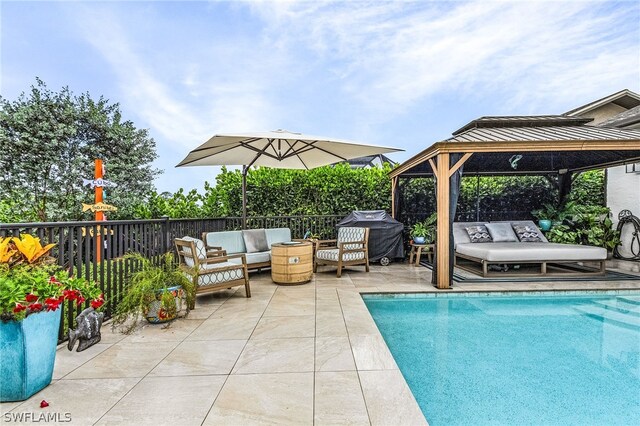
[145,285,184,324]
[0,310,61,402]
[413,236,426,244]
[538,220,552,231]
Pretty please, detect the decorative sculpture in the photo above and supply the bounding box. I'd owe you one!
[68,307,104,352]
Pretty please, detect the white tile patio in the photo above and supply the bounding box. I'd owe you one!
[2,262,639,425]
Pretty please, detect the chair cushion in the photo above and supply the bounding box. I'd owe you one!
[485,223,519,242]
[179,236,207,267]
[465,225,493,243]
[512,224,543,242]
[337,227,366,250]
[316,248,365,262]
[204,231,246,254]
[265,228,292,248]
[242,229,269,253]
[195,261,244,287]
[456,242,606,262]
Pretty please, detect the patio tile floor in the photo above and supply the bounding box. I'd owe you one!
[2,262,639,425]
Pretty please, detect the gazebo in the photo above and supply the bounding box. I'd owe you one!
[389,116,640,289]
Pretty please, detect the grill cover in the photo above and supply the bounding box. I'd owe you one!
[336,210,404,262]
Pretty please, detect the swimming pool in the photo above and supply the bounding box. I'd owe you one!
[364,291,640,426]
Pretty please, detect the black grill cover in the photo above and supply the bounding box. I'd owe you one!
[336,210,404,262]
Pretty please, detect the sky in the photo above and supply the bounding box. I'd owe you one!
[2,0,639,193]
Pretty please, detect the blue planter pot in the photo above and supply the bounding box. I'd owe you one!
[538,219,552,232]
[0,310,61,402]
[413,236,426,244]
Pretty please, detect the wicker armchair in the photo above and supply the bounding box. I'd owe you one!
[174,237,251,309]
[314,227,370,277]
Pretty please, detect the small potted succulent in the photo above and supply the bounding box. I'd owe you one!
[0,235,104,402]
[410,213,437,245]
[111,253,194,334]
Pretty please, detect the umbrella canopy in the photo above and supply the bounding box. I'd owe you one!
[176,129,402,169]
[176,129,403,227]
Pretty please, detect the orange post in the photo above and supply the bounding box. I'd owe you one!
[95,159,104,263]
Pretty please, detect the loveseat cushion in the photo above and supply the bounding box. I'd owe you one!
[492,221,548,243]
[265,228,292,248]
[204,231,246,254]
[242,229,269,253]
[485,223,519,242]
[228,251,271,266]
[465,225,493,243]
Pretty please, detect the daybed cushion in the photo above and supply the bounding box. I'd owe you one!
[485,223,519,242]
[492,221,549,243]
[204,231,246,254]
[453,222,486,248]
[465,225,493,243]
[265,228,292,248]
[512,224,543,242]
[242,229,269,253]
[455,242,606,262]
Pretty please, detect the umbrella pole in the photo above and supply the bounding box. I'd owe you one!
[242,165,248,229]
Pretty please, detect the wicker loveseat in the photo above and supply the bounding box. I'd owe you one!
[453,220,607,277]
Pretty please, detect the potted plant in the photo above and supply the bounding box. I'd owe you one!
[111,253,194,334]
[0,235,103,402]
[411,213,437,245]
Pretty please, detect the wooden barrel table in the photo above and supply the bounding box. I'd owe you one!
[271,241,313,285]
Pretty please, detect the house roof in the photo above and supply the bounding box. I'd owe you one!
[597,105,640,129]
[563,89,640,117]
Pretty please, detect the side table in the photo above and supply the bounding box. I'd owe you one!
[409,243,434,266]
[271,242,314,285]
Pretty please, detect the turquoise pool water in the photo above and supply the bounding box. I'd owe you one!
[364,291,640,426]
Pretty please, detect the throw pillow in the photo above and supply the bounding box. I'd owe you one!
[512,224,543,242]
[485,223,519,242]
[465,225,493,243]
[242,229,269,253]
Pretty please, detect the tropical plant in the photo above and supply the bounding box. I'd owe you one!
[111,252,194,334]
[546,205,621,250]
[411,213,437,243]
[0,235,103,322]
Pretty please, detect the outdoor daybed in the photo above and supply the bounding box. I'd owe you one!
[453,221,607,277]
[201,227,295,270]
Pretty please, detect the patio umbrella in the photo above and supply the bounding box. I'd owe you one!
[176,129,403,227]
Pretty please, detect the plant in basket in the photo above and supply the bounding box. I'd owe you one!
[0,235,104,402]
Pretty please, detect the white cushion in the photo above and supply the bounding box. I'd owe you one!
[195,261,244,287]
[485,223,519,242]
[228,251,270,266]
[179,236,207,267]
[316,248,365,262]
[456,242,606,262]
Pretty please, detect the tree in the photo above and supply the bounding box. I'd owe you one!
[0,78,161,222]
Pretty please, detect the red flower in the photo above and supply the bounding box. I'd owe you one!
[48,276,60,285]
[63,289,79,301]
[27,303,43,312]
[13,303,27,313]
[44,298,61,312]
[40,400,49,408]
[76,296,86,306]
[25,293,38,303]
[90,299,104,309]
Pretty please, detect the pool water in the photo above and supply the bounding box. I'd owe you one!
[364,292,640,426]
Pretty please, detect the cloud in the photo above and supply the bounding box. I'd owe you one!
[248,1,639,116]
